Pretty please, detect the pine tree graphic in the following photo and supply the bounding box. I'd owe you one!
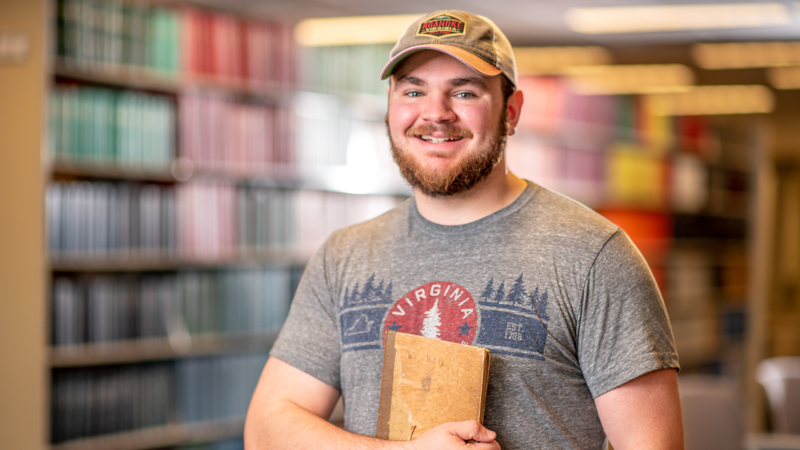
[481,277,495,303]
[362,274,376,302]
[493,281,506,303]
[383,281,393,303]
[349,282,361,304]
[374,279,385,302]
[531,287,550,320]
[421,300,442,339]
[507,273,527,308]
[537,289,550,320]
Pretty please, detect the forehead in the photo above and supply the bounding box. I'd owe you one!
[391,50,488,83]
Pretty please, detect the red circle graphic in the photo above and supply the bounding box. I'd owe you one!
[382,281,477,346]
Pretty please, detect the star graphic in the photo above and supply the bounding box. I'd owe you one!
[457,321,473,336]
[387,320,402,332]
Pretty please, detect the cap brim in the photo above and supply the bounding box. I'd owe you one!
[380,44,503,80]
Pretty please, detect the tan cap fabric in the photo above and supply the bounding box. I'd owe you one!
[380,10,517,87]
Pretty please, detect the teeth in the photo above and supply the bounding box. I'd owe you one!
[421,136,461,143]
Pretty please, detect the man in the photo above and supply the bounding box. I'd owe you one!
[245,10,683,450]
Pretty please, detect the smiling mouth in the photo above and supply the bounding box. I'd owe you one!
[418,135,464,144]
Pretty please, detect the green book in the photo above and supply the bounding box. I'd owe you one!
[49,88,61,162]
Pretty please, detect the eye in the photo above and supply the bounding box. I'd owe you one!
[405,91,422,98]
[455,91,475,99]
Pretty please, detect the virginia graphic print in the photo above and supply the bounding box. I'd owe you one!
[340,273,550,358]
[382,281,477,346]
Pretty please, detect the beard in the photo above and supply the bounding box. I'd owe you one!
[387,110,509,198]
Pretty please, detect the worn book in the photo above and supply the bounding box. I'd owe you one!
[376,331,491,441]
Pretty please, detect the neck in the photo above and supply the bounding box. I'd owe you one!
[413,158,528,225]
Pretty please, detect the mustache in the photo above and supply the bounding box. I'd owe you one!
[405,123,473,139]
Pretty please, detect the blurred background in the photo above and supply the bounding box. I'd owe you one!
[1,0,800,449]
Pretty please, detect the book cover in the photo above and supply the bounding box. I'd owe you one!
[376,331,490,441]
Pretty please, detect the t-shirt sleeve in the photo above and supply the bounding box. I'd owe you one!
[269,239,342,391]
[577,229,680,398]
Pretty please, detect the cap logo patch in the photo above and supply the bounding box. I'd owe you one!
[417,14,465,37]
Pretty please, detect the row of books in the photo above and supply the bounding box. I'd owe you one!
[56,0,179,75]
[50,84,175,169]
[515,75,719,157]
[176,353,265,423]
[47,182,177,259]
[179,93,295,174]
[51,362,172,443]
[506,135,732,213]
[297,44,394,96]
[51,268,298,346]
[51,353,266,443]
[55,0,297,87]
[47,181,401,260]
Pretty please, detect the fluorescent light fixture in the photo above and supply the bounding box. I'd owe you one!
[563,64,694,95]
[768,66,800,89]
[566,3,792,34]
[513,46,613,75]
[693,41,800,69]
[295,14,422,47]
[645,85,774,116]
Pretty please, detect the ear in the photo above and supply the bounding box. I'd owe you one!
[505,89,524,132]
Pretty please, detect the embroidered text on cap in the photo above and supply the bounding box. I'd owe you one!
[416,15,466,37]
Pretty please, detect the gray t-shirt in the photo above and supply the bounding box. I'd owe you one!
[271,181,679,450]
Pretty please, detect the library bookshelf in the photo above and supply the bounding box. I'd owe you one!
[43,1,405,450]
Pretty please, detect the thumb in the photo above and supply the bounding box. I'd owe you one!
[450,420,497,443]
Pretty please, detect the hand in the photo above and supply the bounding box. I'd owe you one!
[407,420,501,450]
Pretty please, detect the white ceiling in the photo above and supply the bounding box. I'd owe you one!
[191,0,800,47]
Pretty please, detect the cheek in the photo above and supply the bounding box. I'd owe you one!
[461,106,500,137]
[387,105,417,136]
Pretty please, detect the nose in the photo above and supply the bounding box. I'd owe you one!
[420,92,456,123]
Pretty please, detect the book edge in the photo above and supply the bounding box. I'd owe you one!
[375,329,397,439]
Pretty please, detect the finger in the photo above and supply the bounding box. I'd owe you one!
[450,420,497,443]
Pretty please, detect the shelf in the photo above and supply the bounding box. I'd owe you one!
[54,59,294,103]
[50,160,411,196]
[51,161,177,183]
[50,251,311,272]
[50,159,301,185]
[50,331,279,368]
[50,417,245,450]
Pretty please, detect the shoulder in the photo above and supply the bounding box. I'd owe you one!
[519,182,622,251]
[316,196,413,258]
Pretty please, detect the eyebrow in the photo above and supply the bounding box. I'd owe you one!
[449,76,488,89]
[394,75,488,90]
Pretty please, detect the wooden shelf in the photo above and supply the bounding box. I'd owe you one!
[50,160,411,196]
[51,161,177,183]
[50,250,311,272]
[50,417,245,450]
[54,59,294,103]
[50,159,301,185]
[50,331,279,368]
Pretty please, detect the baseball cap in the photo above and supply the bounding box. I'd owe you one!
[380,10,517,87]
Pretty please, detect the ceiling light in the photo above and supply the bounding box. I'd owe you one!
[566,3,792,34]
[693,42,800,69]
[645,85,774,116]
[513,46,613,75]
[563,64,694,95]
[295,14,422,47]
[768,66,800,89]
